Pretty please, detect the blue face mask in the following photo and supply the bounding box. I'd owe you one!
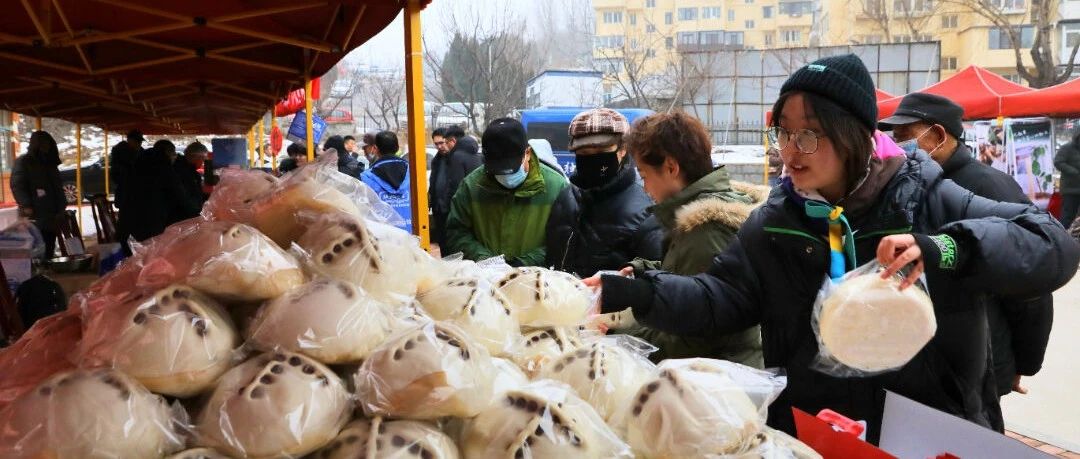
[897,138,920,155]
[495,166,527,189]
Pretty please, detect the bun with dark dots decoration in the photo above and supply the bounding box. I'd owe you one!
[313,417,460,459]
[416,277,521,356]
[496,267,593,328]
[166,448,233,459]
[515,327,585,377]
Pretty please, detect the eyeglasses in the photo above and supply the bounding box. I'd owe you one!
[765,127,827,154]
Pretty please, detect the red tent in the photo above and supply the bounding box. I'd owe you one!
[1000,77,1080,118]
[875,89,895,102]
[878,66,1033,120]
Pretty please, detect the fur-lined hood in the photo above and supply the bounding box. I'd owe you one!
[673,181,770,233]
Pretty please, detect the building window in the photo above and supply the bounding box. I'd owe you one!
[941,15,957,28]
[863,34,883,44]
[725,31,745,45]
[646,48,657,57]
[646,0,656,7]
[746,20,755,29]
[678,31,700,45]
[892,0,934,13]
[1063,24,1080,63]
[597,58,624,75]
[678,7,698,20]
[665,12,673,24]
[665,36,674,48]
[746,0,755,3]
[989,25,1035,50]
[702,30,724,44]
[728,10,736,20]
[864,0,885,15]
[631,38,639,49]
[763,6,773,17]
[603,11,624,24]
[764,32,775,45]
[779,2,813,16]
[646,24,657,33]
[702,6,723,19]
[986,0,1025,10]
[781,29,802,43]
[594,35,626,49]
[630,13,637,25]
[941,56,958,70]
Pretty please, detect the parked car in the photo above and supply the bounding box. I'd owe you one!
[58,158,113,204]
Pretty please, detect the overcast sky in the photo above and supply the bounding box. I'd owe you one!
[345,0,577,69]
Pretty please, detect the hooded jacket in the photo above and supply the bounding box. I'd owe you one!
[430,136,483,214]
[444,153,568,266]
[361,155,412,232]
[1055,140,1080,195]
[545,156,664,277]
[617,167,767,367]
[601,151,1080,442]
[125,148,200,241]
[11,148,66,229]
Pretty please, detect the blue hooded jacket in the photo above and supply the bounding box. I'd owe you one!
[361,156,412,232]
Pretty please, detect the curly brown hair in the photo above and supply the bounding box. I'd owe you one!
[624,112,714,185]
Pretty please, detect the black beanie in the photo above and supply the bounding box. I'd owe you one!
[780,54,878,132]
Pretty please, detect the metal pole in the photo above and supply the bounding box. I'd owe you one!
[34,116,41,131]
[305,79,315,162]
[104,130,110,200]
[75,123,82,232]
[258,111,266,168]
[404,0,430,248]
[247,128,255,168]
[270,108,278,173]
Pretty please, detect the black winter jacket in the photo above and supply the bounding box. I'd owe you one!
[602,151,1080,443]
[545,158,664,277]
[124,150,200,241]
[940,144,1053,397]
[429,137,482,214]
[109,140,139,212]
[11,153,66,230]
[173,156,208,209]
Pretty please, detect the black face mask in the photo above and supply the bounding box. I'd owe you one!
[574,151,622,189]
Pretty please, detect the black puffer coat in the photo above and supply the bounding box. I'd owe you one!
[601,151,1079,443]
[545,158,664,277]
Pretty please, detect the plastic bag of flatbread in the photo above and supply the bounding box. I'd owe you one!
[624,358,786,458]
[201,168,281,223]
[134,220,306,302]
[811,260,935,376]
[246,279,403,364]
[0,311,80,410]
[539,335,657,430]
[312,417,460,459]
[294,211,435,304]
[496,267,594,327]
[0,368,184,459]
[462,380,633,458]
[416,276,521,356]
[195,351,351,458]
[354,320,496,419]
[77,285,240,398]
[248,150,404,247]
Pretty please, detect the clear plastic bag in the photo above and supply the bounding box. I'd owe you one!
[811,260,936,377]
[245,279,402,364]
[496,267,595,328]
[0,368,185,459]
[0,218,45,260]
[415,276,522,357]
[515,326,586,377]
[492,357,530,397]
[167,448,233,459]
[77,284,240,398]
[195,351,351,459]
[726,427,823,459]
[354,320,496,419]
[200,168,281,223]
[312,417,460,459]
[462,380,634,458]
[539,335,658,430]
[623,358,787,458]
[136,220,306,302]
[293,211,434,304]
[0,310,80,410]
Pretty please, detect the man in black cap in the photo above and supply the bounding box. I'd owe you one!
[110,129,144,252]
[881,92,1053,402]
[443,117,568,265]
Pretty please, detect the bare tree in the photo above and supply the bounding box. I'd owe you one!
[848,0,938,44]
[355,71,404,132]
[593,21,689,111]
[940,0,1079,87]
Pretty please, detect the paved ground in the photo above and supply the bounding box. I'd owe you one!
[1002,274,1080,455]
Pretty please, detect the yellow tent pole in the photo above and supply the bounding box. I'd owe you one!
[75,123,82,232]
[305,79,314,162]
[404,0,430,248]
[258,112,266,168]
[34,117,41,131]
[269,108,278,173]
[247,128,255,168]
[104,130,110,200]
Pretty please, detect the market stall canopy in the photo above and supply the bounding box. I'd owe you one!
[875,88,894,102]
[877,66,1033,120]
[0,0,429,134]
[1000,77,1080,118]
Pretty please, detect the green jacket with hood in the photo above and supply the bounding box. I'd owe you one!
[619,167,766,367]
[444,153,568,266]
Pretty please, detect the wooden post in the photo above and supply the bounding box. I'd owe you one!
[104,130,110,200]
[34,116,41,131]
[269,109,278,173]
[404,0,430,249]
[75,123,82,231]
[305,79,314,162]
[247,128,255,168]
[258,111,266,168]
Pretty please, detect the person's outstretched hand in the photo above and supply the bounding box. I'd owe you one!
[876,234,925,290]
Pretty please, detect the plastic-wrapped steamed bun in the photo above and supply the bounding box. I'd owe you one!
[314,418,460,459]
[539,335,657,428]
[497,267,593,327]
[246,279,400,364]
[737,427,823,459]
[249,167,363,248]
[624,359,766,457]
[515,327,585,377]
[0,311,80,410]
[296,211,433,303]
[78,285,239,398]
[355,321,496,419]
[195,351,351,458]
[416,276,521,356]
[138,221,306,302]
[463,380,633,459]
[201,168,281,223]
[0,369,183,459]
[167,448,233,459]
